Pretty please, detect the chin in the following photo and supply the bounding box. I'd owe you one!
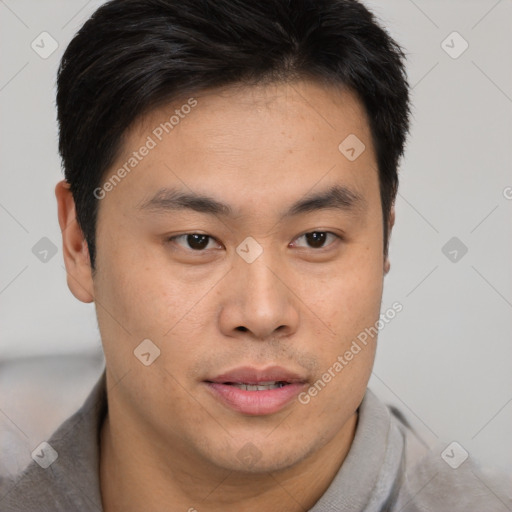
[205,436,317,475]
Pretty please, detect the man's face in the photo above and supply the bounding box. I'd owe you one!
[91,80,386,473]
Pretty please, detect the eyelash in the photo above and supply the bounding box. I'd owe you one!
[166,231,342,253]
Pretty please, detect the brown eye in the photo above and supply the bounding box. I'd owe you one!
[185,234,210,250]
[169,234,219,251]
[293,231,339,249]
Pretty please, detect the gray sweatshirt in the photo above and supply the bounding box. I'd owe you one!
[1,370,510,511]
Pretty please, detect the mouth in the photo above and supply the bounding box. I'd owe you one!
[217,381,289,391]
[203,366,308,415]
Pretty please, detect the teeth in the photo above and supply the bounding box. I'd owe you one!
[230,381,286,391]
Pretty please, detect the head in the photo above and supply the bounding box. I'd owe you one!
[56,0,409,475]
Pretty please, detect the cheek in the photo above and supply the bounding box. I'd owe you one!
[298,239,383,399]
[93,235,219,376]
[304,242,384,338]
[341,262,383,331]
[94,230,183,331]
[91,232,170,364]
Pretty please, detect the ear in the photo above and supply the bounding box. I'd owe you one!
[383,203,395,275]
[55,180,94,303]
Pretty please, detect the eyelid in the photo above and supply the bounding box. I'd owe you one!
[166,230,342,252]
[166,233,223,251]
[290,231,342,250]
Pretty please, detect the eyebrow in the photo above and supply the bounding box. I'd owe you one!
[138,184,366,219]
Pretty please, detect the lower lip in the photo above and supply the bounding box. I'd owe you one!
[204,382,307,415]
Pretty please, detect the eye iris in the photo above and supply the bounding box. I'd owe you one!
[305,232,327,248]
[187,234,209,250]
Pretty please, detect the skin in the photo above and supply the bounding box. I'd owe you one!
[56,79,395,512]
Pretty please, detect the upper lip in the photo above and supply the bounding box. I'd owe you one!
[205,366,307,385]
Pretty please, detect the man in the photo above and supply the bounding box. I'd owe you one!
[1,0,510,510]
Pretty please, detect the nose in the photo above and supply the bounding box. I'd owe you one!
[218,250,300,342]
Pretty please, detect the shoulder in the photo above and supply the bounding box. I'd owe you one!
[395,448,512,511]
[0,371,107,512]
[386,404,512,512]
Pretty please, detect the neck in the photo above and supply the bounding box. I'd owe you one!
[100,403,357,512]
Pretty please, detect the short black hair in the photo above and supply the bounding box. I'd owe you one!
[57,0,410,270]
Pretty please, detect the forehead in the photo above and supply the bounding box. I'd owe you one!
[133,79,371,144]
[199,79,363,116]
[102,79,378,216]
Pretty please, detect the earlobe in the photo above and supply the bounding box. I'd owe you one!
[55,180,95,303]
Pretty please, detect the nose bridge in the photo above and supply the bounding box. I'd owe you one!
[240,255,280,302]
[239,246,281,303]
[226,242,298,339]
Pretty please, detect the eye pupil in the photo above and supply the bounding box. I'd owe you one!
[179,232,332,252]
[305,232,327,248]
[187,234,209,250]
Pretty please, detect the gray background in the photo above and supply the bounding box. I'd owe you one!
[1,0,511,475]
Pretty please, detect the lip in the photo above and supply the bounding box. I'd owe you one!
[207,365,306,385]
[203,366,308,416]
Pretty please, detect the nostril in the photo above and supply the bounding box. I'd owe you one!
[236,326,248,332]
